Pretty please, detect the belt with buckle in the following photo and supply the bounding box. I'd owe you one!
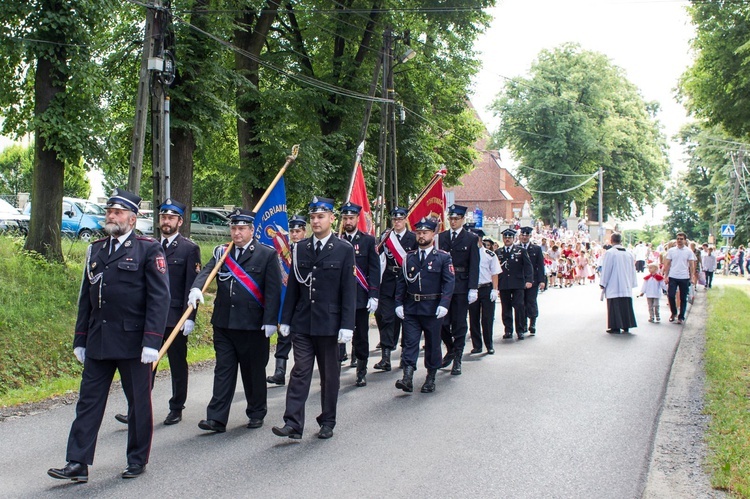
[408,293,441,302]
[454,266,467,272]
[478,283,492,288]
[389,265,401,273]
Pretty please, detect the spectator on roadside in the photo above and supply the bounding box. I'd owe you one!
[663,232,697,325]
[702,247,717,289]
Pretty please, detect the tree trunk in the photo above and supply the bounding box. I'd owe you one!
[170,127,195,235]
[24,53,65,262]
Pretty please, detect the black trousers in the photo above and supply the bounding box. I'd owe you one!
[441,293,469,354]
[67,357,152,466]
[635,260,645,272]
[705,271,714,288]
[163,329,188,411]
[523,285,539,322]
[207,327,269,424]
[500,288,526,335]
[469,286,495,350]
[284,334,340,433]
[667,278,690,321]
[375,294,402,350]
[402,314,443,370]
[274,331,292,360]
[352,308,371,361]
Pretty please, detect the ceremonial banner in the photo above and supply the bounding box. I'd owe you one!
[407,168,447,231]
[253,177,291,318]
[349,161,375,235]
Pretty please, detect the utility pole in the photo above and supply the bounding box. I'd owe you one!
[598,166,604,243]
[377,28,393,224]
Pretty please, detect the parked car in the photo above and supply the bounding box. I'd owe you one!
[135,210,154,237]
[24,197,106,242]
[190,207,231,239]
[0,198,30,235]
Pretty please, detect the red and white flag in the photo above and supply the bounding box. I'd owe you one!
[349,161,375,235]
[407,168,447,231]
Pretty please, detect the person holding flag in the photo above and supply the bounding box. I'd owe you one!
[374,207,418,372]
[339,202,380,387]
[189,209,282,433]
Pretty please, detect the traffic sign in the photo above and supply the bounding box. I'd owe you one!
[721,224,736,238]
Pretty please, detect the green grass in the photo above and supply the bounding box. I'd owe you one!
[705,286,750,497]
[0,235,224,407]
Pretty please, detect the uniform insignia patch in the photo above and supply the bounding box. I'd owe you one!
[195,262,202,274]
[124,240,132,248]
[449,263,455,274]
[156,255,167,274]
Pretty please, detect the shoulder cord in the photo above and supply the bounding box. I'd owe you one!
[401,253,422,292]
[214,245,232,282]
[85,244,104,308]
[292,241,313,288]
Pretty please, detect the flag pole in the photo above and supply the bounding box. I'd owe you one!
[153,144,299,370]
[340,142,366,235]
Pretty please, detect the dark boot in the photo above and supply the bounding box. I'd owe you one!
[349,354,358,368]
[529,318,536,335]
[266,358,287,385]
[440,351,455,368]
[421,369,437,393]
[395,365,414,392]
[373,348,391,371]
[450,352,463,375]
[355,360,367,387]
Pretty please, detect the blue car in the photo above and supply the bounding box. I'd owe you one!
[24,197,106,242]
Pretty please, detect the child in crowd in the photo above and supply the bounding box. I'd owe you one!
[638,263,667,322]
[548,255,558,288]
[557,257,568,288]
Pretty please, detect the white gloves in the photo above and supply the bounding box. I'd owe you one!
[367,297,379,313]
[436,306,448,319]
[141,347,159,364]
[263,325,278,338]
[338,329,354,343]
[395,306,405,319]
[74,347,86,364]
[468,289,478,304]
[182,319,195,336]
[188,288,204,309]
[279,324,291,337]
[490,290,498,302]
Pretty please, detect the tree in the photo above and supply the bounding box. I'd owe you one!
[662,182,709,241]
[491,43,670,225]
[0,1,110,261]
[0,144,33,196]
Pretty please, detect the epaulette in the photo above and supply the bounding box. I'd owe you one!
[92,236,108,244]
[136,235,157,242]
[406,249,418,254]
[437,249,451,255]
[485,249,496,257]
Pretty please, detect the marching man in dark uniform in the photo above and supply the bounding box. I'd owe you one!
[518,226,545,335]
[273,196,356,440]
[497,228,533,340]
[394,218,454,393]
[339,202,380,387]
[48,188,169,482]
[114,198,202,426]
[267,214,307,386]
[374,206,417,372]
[469,228,502,354]
[189,209,282,433]
[437,204,479,375]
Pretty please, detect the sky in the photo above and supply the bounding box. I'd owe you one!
[468,0,696,226]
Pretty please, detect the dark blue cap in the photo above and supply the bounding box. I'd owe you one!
[470,228,485,238]
[501,228,517,237]
[464,222,477,229]
[390,206,408,218]
[448,204,468,217]
[414,217,437,231]
[289,215,307,228]
[340,202,362,215]
[520,226,534,235]
[106,188,141,214]
[229,208,255,225]
[159,198,186,217]
[309,196,335,213]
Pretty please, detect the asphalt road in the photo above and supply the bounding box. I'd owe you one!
[0,281,684,498]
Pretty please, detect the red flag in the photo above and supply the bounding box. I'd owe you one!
[407,170,447,232]
[349,162,375,235]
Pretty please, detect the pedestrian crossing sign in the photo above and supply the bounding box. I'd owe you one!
[721,224,736,237]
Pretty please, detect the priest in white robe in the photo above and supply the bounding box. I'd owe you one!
[600,233,637,333]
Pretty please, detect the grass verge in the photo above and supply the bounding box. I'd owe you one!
[704,286,750,497]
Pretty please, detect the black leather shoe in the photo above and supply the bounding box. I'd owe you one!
[272,424,302,439]
[487,348,495,355]
[317,425,334,439]
[349,357,358,368]
[517,333,525,340]
[502,333,512,339]
[440,352,455,368]
[470,348,482,354]
[121,463,145,479]
[114,413,128,424]
[606,329,621,334]
[246,418,263,429]
[198,419,226,433]
[164,410,182,425]
[48,462,88,482]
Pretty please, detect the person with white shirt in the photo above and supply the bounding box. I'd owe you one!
[663,232,697,325]
[702,246,717,289]
[468,229,502,354]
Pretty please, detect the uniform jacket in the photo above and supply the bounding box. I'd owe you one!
[521,243,546,284]
[395,247,454,315]
[74,233,170,359]
[193,240,282,330]
[164,234,201,328]
[497,244,533,290]
[282,234,357,336]
[437,228,480,293]
[378,229,417,297]
[342,230,380,309]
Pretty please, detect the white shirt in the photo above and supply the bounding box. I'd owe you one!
[666,246,696,279]
[313,232,333,250]
[110,230,133,253]
[478,248,501,284]
[161,233,179,247]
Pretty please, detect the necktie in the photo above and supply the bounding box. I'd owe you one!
[396,233,401,242]
[110,238,118,255]
[162,239,169,252]
[451,232,457,243]
[316,240,322,256]
[420,250,425,265]
[347,234,353,243]
[236,247,244,260]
